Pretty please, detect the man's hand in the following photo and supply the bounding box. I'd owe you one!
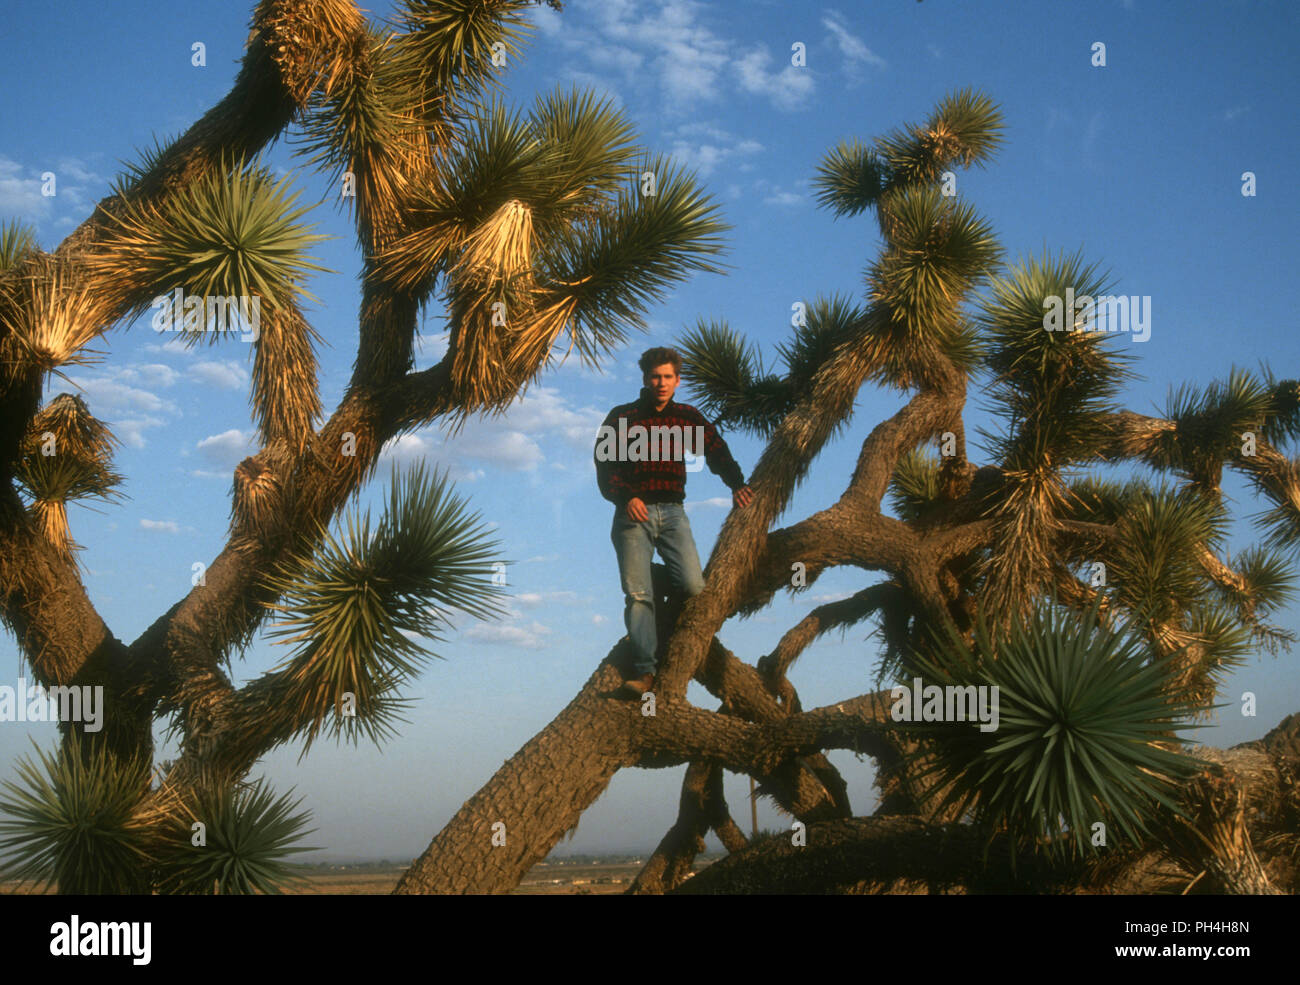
[625,497,649,522]
[733,485,753,509]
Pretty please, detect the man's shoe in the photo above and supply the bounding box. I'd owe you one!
[618,673,654,698]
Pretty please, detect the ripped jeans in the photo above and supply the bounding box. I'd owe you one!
[611,502,706,677]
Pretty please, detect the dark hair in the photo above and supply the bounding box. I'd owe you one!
[638,346,682,377]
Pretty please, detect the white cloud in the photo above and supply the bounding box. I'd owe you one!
[189,360,249,390]
[380,433,487,482]
[0,157,49,221]
[115,417,167,449]
[735,46,815,111]
[528,1,565,35]
[475,430,546,470]
[822,10,887,69]
[117,363,180,388]
[52,156,108,212]
[58,370,177,448]
[464,620,553,649]
[553,0,820,112]
[763,189,803,207]
[809,591,853,604]
[139,518,180,534]
[415,331,449,361]
[142,338,191,355]
[381,386,605,476]
[592,613,608,625]
[512,590,583,608]
[666,123,763,177]
[685,496,731,512]
[66,376,172,415]
[0,155,107,227]
[196,429,256,468]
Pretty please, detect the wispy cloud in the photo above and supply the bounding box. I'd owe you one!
[539,0,814,112]
[381,386,605,477]
[188,359,249,390]
[196,429,256,468]
[685,496,731,512]
[822,10,887,71]
[0,156,50,221]
[735,45,815,111]
[59,368,178,448]
[139,518,180,534]
[0,154,108,231]
[666,122,763,177]
[512,590,584,608]
[464,619,553,649]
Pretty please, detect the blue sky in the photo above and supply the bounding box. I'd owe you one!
[1,0,1298,861]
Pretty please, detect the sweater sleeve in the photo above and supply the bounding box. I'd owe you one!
[698,413,746,491]
[594,410,631,506]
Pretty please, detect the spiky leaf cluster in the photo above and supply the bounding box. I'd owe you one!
[1155,368,1276,490]
[14,394,123,557]
[89,156,331,327]
[260,464,504,752]
[888,449,943,524]
[0,737,159,894]
[863,188,999,386]
[0,736,315,895]
[153,776,315,895]
[391,0,536,110]
[296,26,430,249]
[678,295,864,436]
[902,603,1202,859]
[813,88,1003,222]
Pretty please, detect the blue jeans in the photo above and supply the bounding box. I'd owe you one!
[611,502,706,676]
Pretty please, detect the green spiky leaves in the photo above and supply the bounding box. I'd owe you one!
[0,737,314,895]
[533,153,728,367]
[677,321,788,436]
[980,250,1131,466]
[90,156,331,327]
[0,737,157,894]
[814,88,1003,221]
[392,0,537,107]
[297,26,429,249]
[261,464,504,753]
[370,91,718,411]
[875,88,1004,188]
[153,777,315,895]
[813,139,888,218]
[903,603,1202,859]
[869,186,1000,336]
[679,296,865,437]
[0,219,38,272]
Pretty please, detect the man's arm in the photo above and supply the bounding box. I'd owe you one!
[696,413,751,507]
[595,408,640,512]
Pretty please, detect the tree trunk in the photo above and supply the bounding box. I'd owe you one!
[394,656,634,893]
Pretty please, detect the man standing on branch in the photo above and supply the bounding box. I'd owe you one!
[593,347,753,697]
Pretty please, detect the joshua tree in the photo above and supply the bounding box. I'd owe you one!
[392,90,1300,895]
[0,0,727,892]
[2,2,1297,897]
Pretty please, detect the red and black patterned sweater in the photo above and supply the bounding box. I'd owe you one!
[594,388,746,507]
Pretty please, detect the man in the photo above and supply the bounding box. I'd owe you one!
[594,346,753,697]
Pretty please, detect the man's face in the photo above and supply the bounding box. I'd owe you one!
[644,363,679,406]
